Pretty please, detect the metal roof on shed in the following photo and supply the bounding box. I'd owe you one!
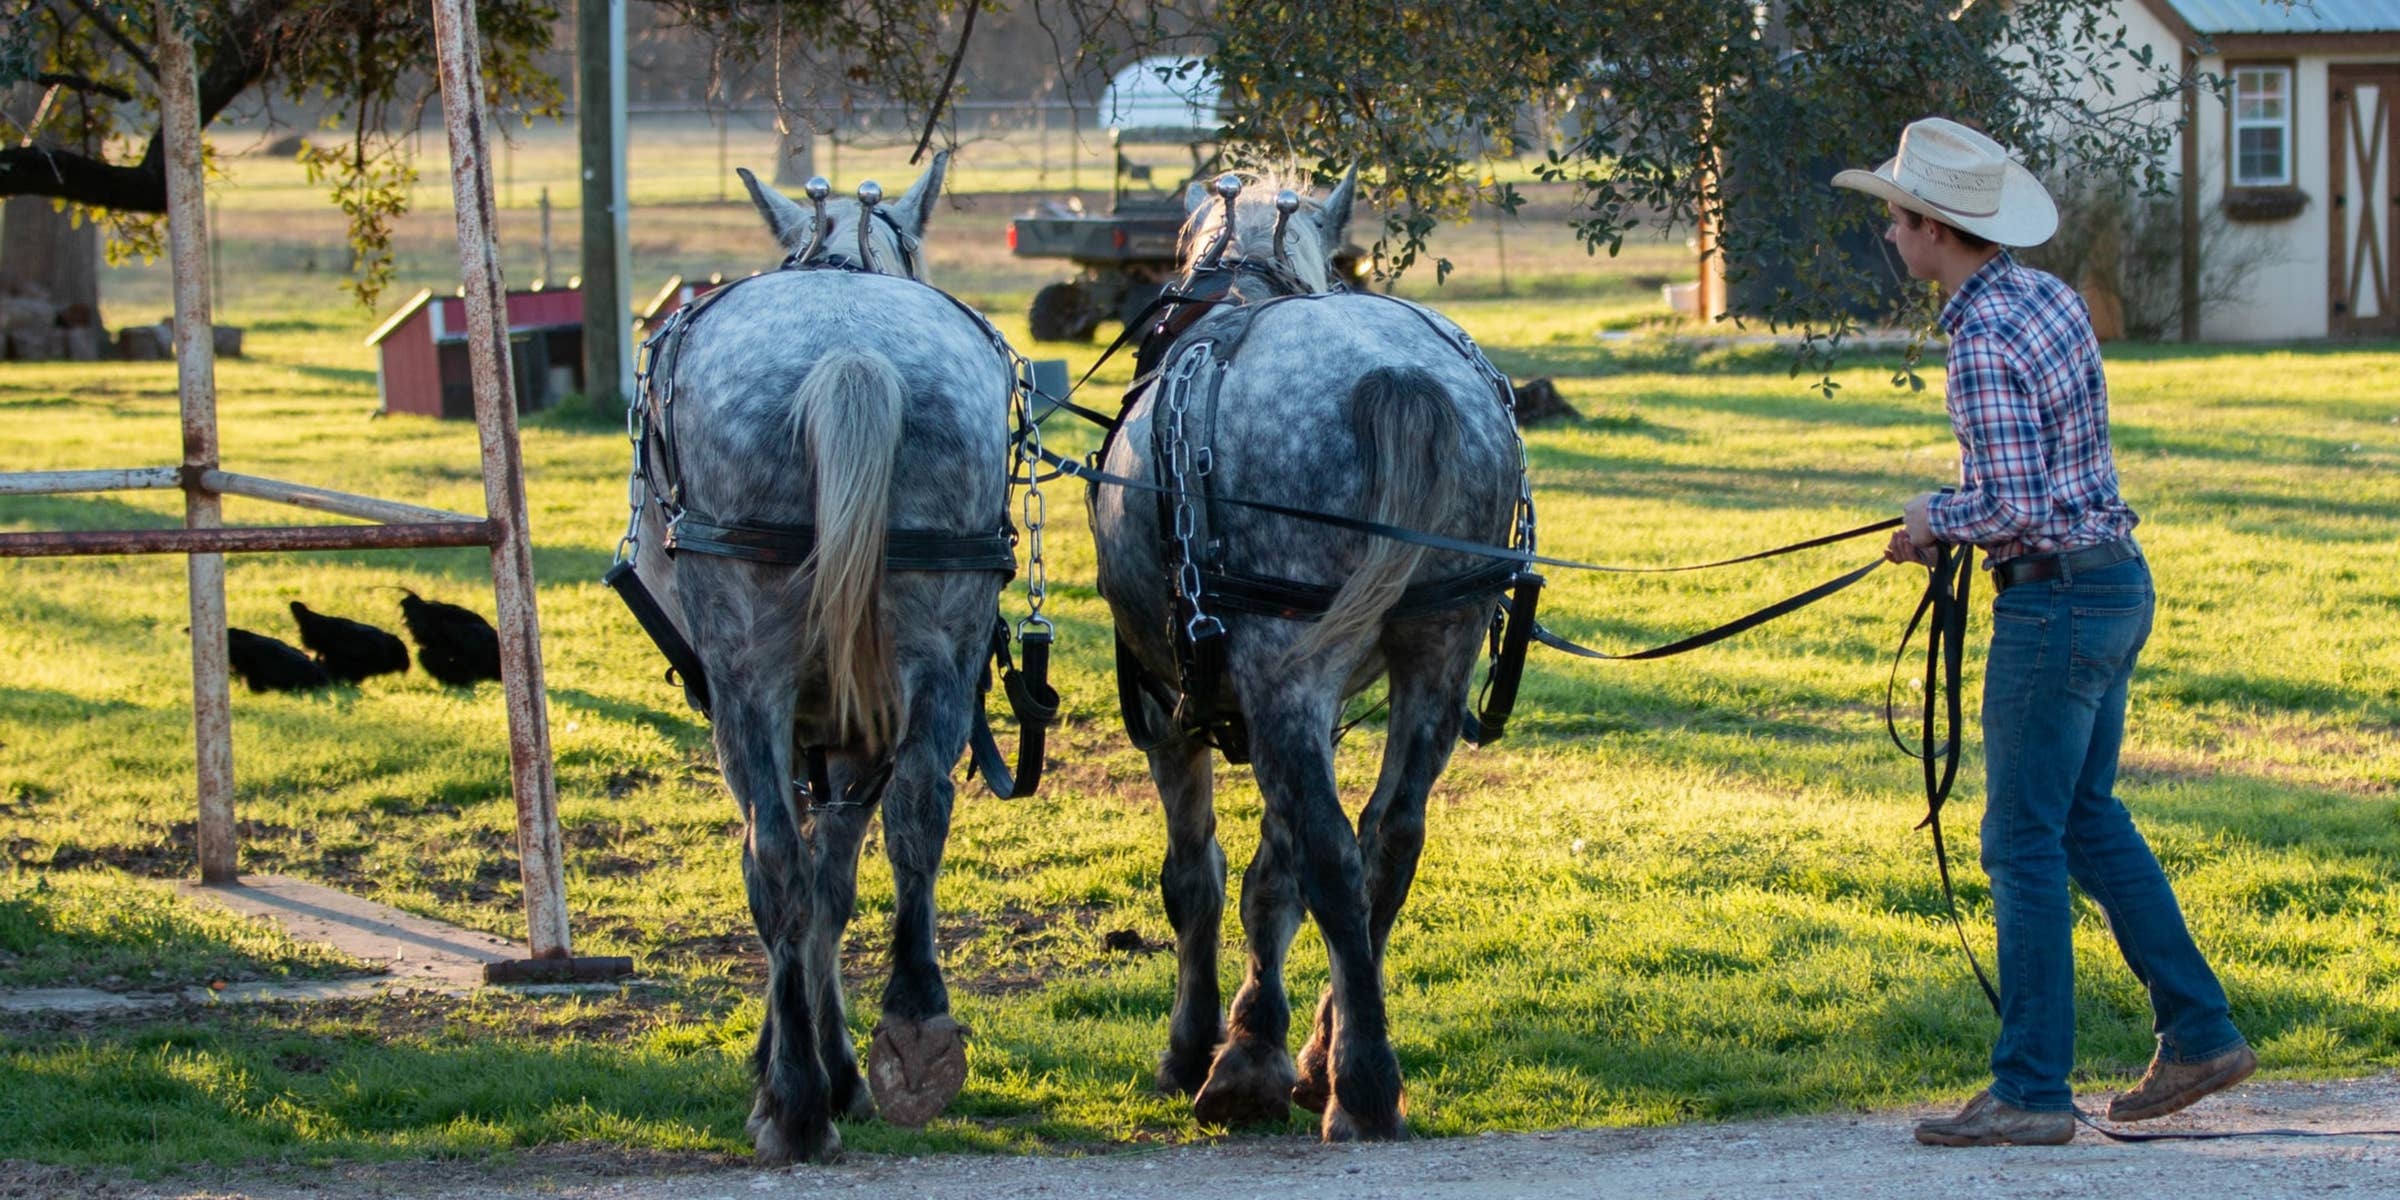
[2165,0,2400,35]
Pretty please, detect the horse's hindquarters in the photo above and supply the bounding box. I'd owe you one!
[643,268,1018,1156]
[1092,293,1520,1141]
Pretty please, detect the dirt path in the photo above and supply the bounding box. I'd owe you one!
[11,1074,2397,1200]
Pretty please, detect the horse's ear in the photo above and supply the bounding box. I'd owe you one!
[738,166,813,252]
[890,150,948,239]
[1184,179,1213,215]
[1315,163,1359,243]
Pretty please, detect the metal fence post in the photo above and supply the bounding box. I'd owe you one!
[429,0,572,960]
[156,2,235,886]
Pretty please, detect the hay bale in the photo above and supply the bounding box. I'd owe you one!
[1,295,55,335]
[118,324,170,361]
[212,324,244,358]
[1512,377,1578,426]
[62,324,104,361]
[7,326,63,360]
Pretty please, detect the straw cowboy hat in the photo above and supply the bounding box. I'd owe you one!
[1833,117,2058,248]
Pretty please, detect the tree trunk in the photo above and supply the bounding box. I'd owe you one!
[0,194,102,321]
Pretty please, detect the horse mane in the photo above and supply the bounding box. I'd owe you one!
[1178,170,1333,293]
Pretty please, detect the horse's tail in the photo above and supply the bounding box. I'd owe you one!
[1289,366,1463,666]
[791,347,905,752]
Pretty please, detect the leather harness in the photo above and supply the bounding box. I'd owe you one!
[1097,267,1544,763]
[606,244,1057,803]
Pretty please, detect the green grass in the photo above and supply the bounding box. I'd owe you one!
[3,137,2397,1168]
[0,871,380,991]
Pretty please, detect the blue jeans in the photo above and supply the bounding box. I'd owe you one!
[1978,553,2243,1112]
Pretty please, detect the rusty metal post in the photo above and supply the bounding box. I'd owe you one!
[429,0,572,960]
[157,5,235,886]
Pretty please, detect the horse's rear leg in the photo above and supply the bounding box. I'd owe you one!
[1148,727,1229,1097]
[1240,677,1406,1142]
[1191,793,1304,1125]
[805,766,880,1122]
[717,681,840,1163]
[1295,613,1484,1116]
[866,653,975,1127]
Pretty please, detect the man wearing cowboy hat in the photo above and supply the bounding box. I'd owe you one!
[1835,117,2253,1147]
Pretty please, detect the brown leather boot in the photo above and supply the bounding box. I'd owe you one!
[2106,1043,2256,1122]
[1913,1090,2075,1146]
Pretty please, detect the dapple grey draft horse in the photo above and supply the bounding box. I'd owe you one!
[1091,171,1525,1140]
[626,154,1015,1162]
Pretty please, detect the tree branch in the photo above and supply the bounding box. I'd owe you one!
[1,0,290,209]
[32,71,134,102]
[910,0,980,165]
[52,0,158,79]
[0,142,165,208]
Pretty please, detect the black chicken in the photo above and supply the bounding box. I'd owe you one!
[288,601,410,683]
[226,627,331,693]
[398,589,503,687]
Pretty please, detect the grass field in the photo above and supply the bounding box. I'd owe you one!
[2,133,2397,1171]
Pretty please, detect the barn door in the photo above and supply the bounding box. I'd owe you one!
[2330,67,2400,337]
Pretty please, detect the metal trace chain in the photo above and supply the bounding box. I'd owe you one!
[616,310,682,566]
[1163,347,1219,641]
[1014,363,1052,636]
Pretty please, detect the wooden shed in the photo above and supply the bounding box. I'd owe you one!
[366,286,586,418]
[2121,0,2400,339]
[635,273,730,337]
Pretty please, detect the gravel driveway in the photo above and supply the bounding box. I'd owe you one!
[11,1073,2397,1200]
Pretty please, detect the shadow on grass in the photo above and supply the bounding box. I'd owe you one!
[1524,455,1911,512]
[283,361,378,390]
[2,740,2390,1167]
[550,688,703,746]
[0,493,183,535]
[2116,426,2388,469]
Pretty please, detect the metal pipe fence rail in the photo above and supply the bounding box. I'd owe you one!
[3,0,619,985]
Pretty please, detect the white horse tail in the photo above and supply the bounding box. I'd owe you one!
[791,347,905,752]
[1289,366,1463,666]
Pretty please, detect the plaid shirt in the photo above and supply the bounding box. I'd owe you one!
[1925,252,2138,565]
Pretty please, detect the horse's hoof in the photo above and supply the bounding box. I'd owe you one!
[1156,1044,1218,1096]
[1290,1036,1332,1114]
[869,1014,971,1127]
[745,1093,772,1141]
[754,1113,842,1164]
[1192,1039,1297,1127]
[1322,1098,1408,1143]
[830,1067,877,1122]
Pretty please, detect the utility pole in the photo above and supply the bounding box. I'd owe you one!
[578,0,633,407]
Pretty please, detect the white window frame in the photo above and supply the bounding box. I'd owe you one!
[2231,65,2295,188]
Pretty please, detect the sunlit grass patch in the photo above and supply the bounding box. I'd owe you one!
[2,142,2396,1167]
[0,870,382,991]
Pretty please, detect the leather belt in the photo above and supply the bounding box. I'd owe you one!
[1992,538,2139,592]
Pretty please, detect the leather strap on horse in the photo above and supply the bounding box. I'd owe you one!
[604,560,714,719]
[966,616,1059,799]
[1033,440,1902,581]
[665,516,1017,574]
